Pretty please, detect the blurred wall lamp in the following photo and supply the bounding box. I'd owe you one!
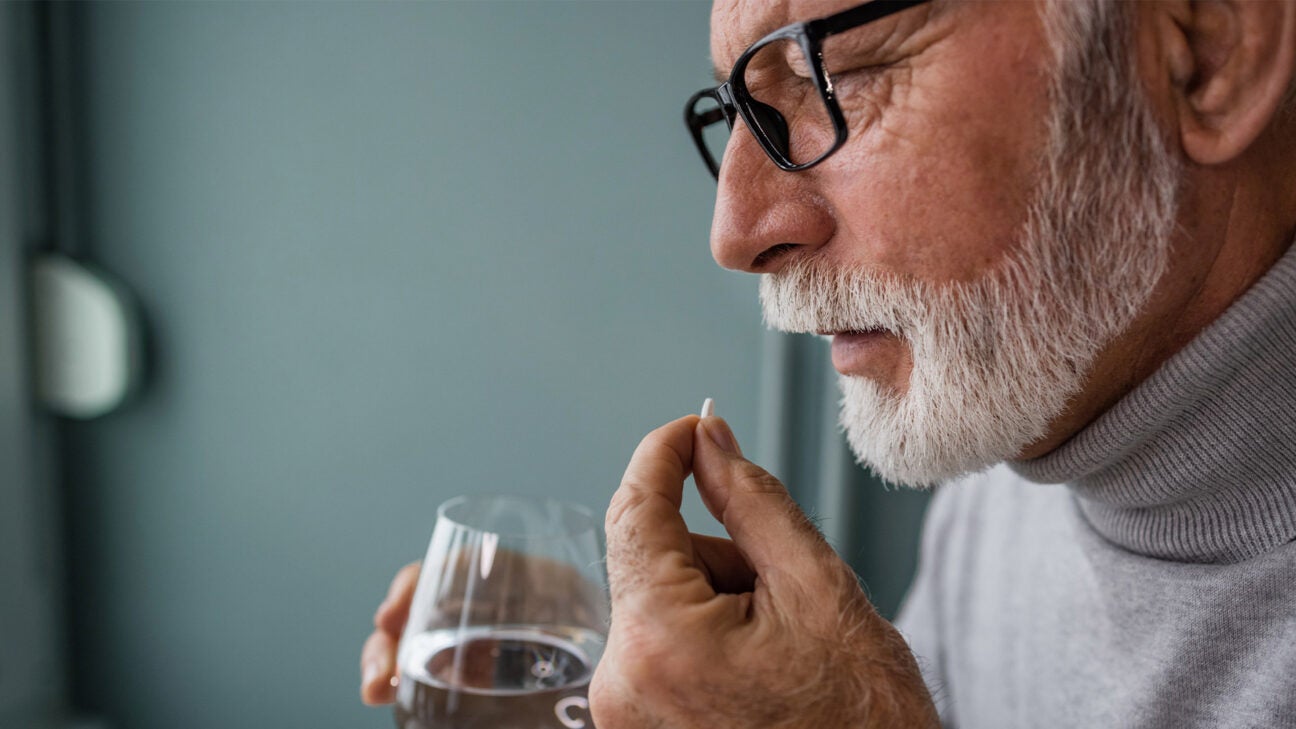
[29,251,143,419]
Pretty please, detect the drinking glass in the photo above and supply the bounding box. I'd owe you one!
[394,495,609,729]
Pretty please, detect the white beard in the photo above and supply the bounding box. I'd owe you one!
[759,3,1182,488]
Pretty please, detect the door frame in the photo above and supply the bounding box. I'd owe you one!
[0,2,70,726]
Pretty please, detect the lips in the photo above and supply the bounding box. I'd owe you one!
[826,328,892,375]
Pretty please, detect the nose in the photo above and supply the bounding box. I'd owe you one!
[709,125,835,274]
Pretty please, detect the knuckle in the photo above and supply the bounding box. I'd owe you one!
[732,460,787,495]
[604,487,649,532]
[627,425,675,469]
[729,463,825,539]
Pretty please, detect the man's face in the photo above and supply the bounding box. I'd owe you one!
[709,0,1180,486]
[709,0,1053,381]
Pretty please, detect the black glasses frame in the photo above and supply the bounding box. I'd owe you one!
[685,0,931,179]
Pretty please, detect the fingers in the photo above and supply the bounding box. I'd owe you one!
[361,560,420,705]
[360,629,398,704]
[375,561,421,634]
[692,416,844,594]
[605,415,713,607]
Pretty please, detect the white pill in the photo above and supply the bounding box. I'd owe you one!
[700,397,715,418]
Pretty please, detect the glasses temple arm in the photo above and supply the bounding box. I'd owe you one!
[808,0,930,39]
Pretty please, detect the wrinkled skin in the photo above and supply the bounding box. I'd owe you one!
[587,415,938,728]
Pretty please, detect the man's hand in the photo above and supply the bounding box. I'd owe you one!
[359,560,420,705]
[589,414,938,728]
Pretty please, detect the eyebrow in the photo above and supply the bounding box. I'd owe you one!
[711,64,727,84]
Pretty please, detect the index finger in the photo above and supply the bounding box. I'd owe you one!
[605,415,712,607]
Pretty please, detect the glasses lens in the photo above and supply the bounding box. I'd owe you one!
[744,38,836,166]
[690,93,731,176]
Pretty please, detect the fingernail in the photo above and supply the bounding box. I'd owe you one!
[704,418,741,455]
[362,660,383,688]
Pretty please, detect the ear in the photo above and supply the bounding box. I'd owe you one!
[1167,0,1296,165]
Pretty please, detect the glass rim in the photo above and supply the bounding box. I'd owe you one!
[436,493,600,540]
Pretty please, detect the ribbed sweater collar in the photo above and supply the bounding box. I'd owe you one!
[1010,244,1296,564]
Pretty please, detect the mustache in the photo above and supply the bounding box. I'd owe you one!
[758,256,929,336]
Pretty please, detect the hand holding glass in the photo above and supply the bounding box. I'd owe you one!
[394,495,609,729]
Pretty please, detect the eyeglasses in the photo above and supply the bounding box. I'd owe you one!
[684,0,931,180]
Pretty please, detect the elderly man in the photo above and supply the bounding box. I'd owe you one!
[362,0,1296,725]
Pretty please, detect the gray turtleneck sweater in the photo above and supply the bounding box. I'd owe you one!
[895,248,1296,728]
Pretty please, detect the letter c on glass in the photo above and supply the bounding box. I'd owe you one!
[554,696,589,729]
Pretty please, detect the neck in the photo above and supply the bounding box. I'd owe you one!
[1012,241,1296,562]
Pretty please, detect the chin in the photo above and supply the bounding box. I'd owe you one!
[836,373,1057,490]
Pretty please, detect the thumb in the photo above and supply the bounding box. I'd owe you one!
[692,416,846,597]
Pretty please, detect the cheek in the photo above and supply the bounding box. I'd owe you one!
[819,23,1054,283]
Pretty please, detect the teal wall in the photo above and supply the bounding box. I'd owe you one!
[59,3,764,728]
